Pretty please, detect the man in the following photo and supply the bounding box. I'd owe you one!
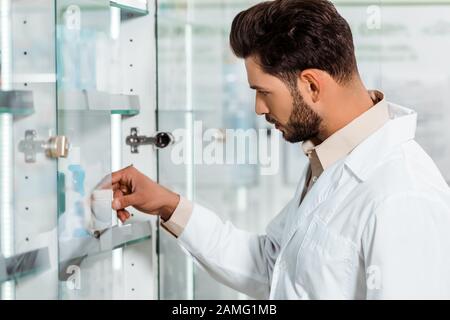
[110,0,450,299]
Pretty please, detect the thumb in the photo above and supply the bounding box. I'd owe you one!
[112,194,137,210]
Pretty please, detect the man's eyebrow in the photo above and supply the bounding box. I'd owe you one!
[250,85,268,91]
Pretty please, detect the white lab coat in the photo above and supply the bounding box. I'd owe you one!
[175,102,450,299]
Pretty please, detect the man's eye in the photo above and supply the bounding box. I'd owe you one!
[258,91,270,96]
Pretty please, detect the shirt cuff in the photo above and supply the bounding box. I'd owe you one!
[160,196,193,238]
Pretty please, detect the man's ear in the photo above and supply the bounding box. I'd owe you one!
[297,70,321,103]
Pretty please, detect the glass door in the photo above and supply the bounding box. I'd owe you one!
[156,0,280,300]
[55,0,154,299]
[1,0,155,300]
[1,0,59,300]
[55,0,116,299]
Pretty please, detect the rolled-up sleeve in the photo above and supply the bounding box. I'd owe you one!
[160,196,193,238]
[170,201,291,299]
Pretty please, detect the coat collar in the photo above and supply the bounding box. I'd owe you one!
[281,102,418,254]
[301,90,389,172]
[344,102,417,182]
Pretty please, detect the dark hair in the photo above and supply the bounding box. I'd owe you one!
[230,0,357,85]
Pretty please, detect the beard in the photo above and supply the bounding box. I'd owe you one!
[267,88,322,143]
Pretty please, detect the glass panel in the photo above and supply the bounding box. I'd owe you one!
[157,0,274,300]
[110,0,148,15]
[55,0,116,299]
[1,0,152,300]
[157,0,194,300]
[0,91,34,115]
[55,0,150,299]
[58,221,151,263]
[0,247,50,283]
[1,0,58,299]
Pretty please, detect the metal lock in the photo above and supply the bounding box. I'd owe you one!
[46,135,70,159]
[19,130,70,163]
[126,127,174,153]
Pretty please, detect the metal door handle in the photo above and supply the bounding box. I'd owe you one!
[18,130,70,163]
[126,127,174,153]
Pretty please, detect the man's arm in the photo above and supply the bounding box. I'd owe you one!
[162,196,292,299]
[110,166,287,299]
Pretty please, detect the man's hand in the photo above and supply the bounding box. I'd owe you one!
[110,165,180,223]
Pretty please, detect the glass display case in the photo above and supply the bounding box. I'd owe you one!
[0,0,156,299]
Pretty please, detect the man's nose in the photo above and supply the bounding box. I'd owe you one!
[255,98,269,116]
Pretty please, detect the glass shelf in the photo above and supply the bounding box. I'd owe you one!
[58,221,152,274]
[57,90,140,115]
[110,0,148,16]
[0,91,34,116]
[0,247,50,284]
[111,109,140,116]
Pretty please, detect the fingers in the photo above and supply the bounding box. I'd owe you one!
[97,164,134,190]
[113,188,124,200]
[113,189,131,222]
[112,193,138,210]
[117,209,131,223]
[112,182,131,195]
[111,164,134,185]
[111,171,124,186]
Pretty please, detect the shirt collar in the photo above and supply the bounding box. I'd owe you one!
[302,90,390,172]
[344,103,417,181]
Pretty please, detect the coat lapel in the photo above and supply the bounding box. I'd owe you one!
[280,159,346,250]
[280,102,417,252]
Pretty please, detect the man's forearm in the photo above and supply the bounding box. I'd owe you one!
[160,193,181,221]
